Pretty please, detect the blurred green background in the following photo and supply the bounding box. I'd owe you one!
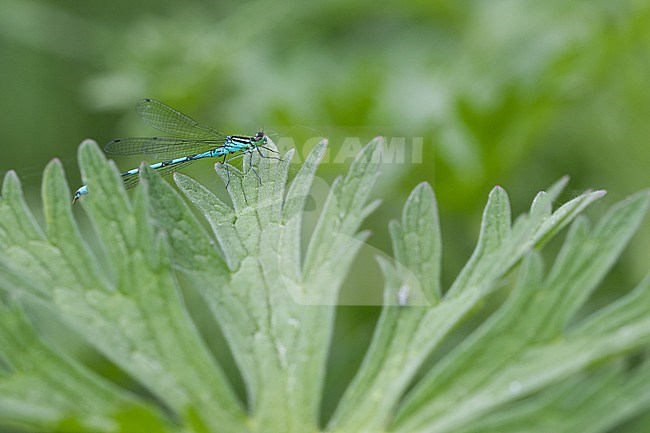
[1,0,649,424]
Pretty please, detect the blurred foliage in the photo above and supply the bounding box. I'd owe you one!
[0,0,648,428]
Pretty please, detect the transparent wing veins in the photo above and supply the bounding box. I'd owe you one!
[135,98,224,140]
[104,136,223,160]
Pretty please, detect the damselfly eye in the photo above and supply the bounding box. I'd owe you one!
[255,131,265,141]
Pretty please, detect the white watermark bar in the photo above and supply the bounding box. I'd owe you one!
[271,132,427,165]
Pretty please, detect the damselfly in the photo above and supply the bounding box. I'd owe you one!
[73,98,274,203]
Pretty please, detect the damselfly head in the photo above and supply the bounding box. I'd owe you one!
[253,130,267,144]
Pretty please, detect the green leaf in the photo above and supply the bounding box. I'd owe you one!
[388,182,442,304]
[328,180,608,433]
[1,136,648,433]
[456,360,650,433]
[574,275,650,336]
[0,300,170,433]
[161,138,381,432]
[0,142,245,432]
[391,191,650,433]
